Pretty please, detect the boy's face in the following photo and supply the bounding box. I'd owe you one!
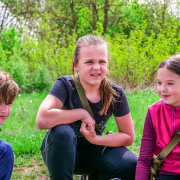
[0,103,12,125]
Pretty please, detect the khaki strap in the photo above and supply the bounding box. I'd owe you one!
[158,130,180,160]
[73,74,102,135]
[150,166,157,176]
[149,130,180,180]
[153,159,163,166]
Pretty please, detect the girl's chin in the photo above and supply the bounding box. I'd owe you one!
[86,82,101,87]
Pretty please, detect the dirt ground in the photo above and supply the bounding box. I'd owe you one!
[11,149,139,179]
[12,157,49,180]
[11,156,81,180]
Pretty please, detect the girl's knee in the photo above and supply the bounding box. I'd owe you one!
[104,147,137,173]
[115,150,137,179]
[51,124,75,137]
[50,124,77,146]
[41,125,77,165]
[119,149,137,171]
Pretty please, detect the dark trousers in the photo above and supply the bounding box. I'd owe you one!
[0,140,14,180]
[41,124,137,180]
[156,174,180,180]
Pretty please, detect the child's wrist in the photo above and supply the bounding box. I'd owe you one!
[80,109,89,120]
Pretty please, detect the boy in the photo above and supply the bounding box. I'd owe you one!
[0,70,19,180]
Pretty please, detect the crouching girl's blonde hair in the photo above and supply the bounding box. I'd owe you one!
[72,35,119,115]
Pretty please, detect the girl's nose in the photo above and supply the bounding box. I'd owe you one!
[161,84,167,92]
[93,64,100,70]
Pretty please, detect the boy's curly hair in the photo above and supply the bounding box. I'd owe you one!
[0,70,19,104]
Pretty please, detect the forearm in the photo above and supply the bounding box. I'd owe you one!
[80,113,135,147]
[136,138,154,180]
[36,108,88,129]
[135,110,156,180]
[91,132,134,147]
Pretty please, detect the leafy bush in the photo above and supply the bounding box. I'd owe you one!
[1,20,180,92]
[107,21,180,89]
[31,65,52,91]
[0,27,52,92]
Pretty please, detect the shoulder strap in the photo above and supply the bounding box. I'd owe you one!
[73,74,102,135]
[149,130,180,180]
[158,130,180,160]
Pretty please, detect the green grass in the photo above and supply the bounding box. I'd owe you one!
[0,89,161,179]
[127,90,160,152]
[104,89,160,154]
[1,90,49,157]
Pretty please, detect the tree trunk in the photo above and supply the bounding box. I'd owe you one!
[92,0,96,31]
[69,0,77,33]
[103,0,109,35]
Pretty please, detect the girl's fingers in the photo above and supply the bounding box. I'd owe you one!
[80,122,86,131]
[88,122,94,132]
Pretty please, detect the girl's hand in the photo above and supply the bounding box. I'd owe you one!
[81,111,95,128]
[80,121,97,143]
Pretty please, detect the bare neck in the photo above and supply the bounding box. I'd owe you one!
[81,83,101,103]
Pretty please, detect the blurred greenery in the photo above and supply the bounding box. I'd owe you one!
[0,0,180,92]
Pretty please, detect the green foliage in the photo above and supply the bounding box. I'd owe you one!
[1,1,180,91]
[0,41,7,65]
[107,20,180,89]
[31,65,51,91]
[1,27,21,54]
[2,21,180,91]
[0,27,52,92]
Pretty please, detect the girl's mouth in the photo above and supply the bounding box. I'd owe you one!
[91,74,100,77]
[163,95,170,99]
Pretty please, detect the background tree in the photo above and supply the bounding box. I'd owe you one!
[1,0,180,91]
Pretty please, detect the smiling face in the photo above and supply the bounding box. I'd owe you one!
[74,44,108,89]
[0,102,12,125]
[157,67,180,107]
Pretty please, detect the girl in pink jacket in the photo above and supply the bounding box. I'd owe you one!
[136,55,180,180]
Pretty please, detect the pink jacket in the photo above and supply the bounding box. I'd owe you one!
[149,100,180,173]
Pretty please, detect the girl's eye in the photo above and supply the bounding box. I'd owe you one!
[100,61,106,64]
[86,61,92,64]
[157,82,161,85]
[168,83,173,85]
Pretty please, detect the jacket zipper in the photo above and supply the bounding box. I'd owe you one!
[173,107,180,147]
[173,107,176,136]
